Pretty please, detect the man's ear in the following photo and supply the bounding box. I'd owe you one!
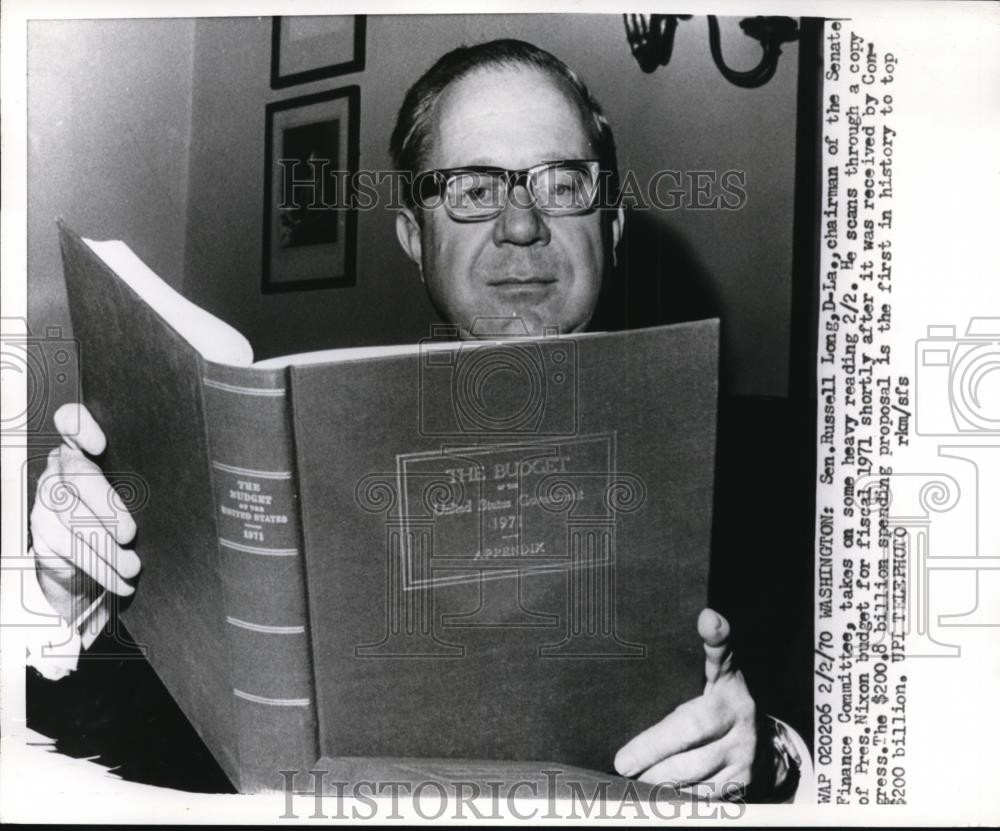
[611,206,625,264]
[612,206,626,248]
[395,208,424,280]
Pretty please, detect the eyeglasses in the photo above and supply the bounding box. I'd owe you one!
[414,159,602,221]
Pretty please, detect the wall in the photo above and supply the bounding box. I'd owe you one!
[28,19,196,322]
[183,16,435,358]
[184,14,799,395]
[25,19,196,466]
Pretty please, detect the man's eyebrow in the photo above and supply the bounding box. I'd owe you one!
[443,156,580,169]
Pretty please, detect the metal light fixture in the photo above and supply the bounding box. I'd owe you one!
[624,14,800,88]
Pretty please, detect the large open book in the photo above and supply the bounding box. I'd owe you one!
[58,220,719,793]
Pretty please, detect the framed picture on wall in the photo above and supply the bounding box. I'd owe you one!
[270,15,366,89]
[262,86,359,293]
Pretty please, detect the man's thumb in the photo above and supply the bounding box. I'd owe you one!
[54,403,105,456]
[698,607,734,687]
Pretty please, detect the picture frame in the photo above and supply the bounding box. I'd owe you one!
[262,86,360,293]
[270,15,366,89]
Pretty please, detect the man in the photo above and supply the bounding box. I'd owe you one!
[28,39,808,800]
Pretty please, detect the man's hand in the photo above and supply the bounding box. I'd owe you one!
[613,608,757,797]
[30,403,140,621]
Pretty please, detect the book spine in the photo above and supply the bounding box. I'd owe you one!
[201,363,317,793]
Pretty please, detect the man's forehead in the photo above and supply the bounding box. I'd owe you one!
[427,65,594,170]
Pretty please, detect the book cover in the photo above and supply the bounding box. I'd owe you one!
[292,322,718,773]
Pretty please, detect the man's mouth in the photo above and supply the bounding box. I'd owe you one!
[486,276,557,286]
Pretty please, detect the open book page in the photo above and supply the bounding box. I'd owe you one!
[84,238,454,368]
[254,342,444,368]
[253,336,590,368]
[253,328,621,367]
[85,238,606,371]
[83,238,255,367]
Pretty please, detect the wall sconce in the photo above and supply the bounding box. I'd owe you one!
[624,14,800,88]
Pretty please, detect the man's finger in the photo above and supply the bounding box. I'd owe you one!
[699,607,734,687]
[614,695,732,777]
[34,449,140,573]
[665,764,751,803]
[32,503,136,596]
[48,445,137,545]
[54,403,106,456]
[635,740,728,787]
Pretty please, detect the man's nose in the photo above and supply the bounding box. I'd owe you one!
[492,184,551,246]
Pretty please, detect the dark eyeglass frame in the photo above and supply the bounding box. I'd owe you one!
[412,159,602,222]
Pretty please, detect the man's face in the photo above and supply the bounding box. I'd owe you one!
[396,66,623,337]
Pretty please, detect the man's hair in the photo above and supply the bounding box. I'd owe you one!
[389,38,619,209]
